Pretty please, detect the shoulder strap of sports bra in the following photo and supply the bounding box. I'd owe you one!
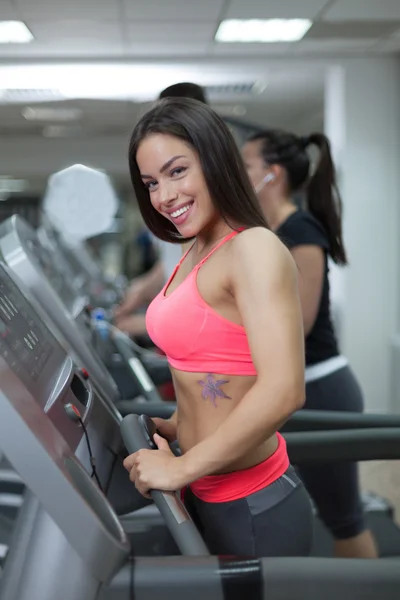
[197,228,244,267]
[178,240,195,266]
[163,229,245,294]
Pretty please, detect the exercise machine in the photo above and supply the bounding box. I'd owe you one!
[0,259,197,599]
[0,214,169,404]
[0,255,399,598]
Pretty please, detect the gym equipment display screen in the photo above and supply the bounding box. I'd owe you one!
[0,268,55,382]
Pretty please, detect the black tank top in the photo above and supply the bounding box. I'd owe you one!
[276,210,339,366]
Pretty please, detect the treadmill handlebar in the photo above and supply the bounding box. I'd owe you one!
[112,332,164,404]
[285,428,400,463]
[281,409,400,433]
[120,413,209,557]
[117,404,400,432]
[128,556,400,600]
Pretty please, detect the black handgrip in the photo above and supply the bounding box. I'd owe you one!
[116,400,176,419]
[285,428,400,463]
[120,413,209,556]
[138,414,158,449]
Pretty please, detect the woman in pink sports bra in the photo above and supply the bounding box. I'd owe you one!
[123,97,313,557]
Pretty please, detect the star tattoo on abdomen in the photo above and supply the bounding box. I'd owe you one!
[197,373,232,407]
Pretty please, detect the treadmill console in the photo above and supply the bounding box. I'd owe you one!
[0,214,122,407]
[0,277,52,380]
[0,264,67,404]
[0,260,122,460]
[0,216,81,316]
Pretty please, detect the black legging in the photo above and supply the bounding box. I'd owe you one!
[184,466,313,557]
[297,365,366,539]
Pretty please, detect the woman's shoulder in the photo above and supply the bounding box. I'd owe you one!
[233,226,293,253]
[230,226,296,275]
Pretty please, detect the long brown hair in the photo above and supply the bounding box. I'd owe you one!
[129,97,269,243]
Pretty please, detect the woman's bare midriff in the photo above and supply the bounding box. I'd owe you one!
[171,369,278,474]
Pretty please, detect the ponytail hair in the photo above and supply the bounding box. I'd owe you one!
[305,133,347,265]
[248,129,348,265]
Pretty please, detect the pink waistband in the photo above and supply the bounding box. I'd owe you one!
[187,432,289,503]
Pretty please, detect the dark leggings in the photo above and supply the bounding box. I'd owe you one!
[297,365,366,540]
[184,466,313,557]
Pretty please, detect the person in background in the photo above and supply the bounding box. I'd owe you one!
[135,226,158,274]
[115,83,208,335]
[242,129,378,559]
[123,97,313,557]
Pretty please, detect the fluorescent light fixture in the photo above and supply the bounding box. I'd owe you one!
[42,125,82,138]
[0,177,28,193]
[0,21,34,44]
[0,64,198,100]
[22,107,83,122]
[0,64,256,102]
[215,19,312,43]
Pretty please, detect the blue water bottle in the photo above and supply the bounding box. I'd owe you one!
[92,307,109,342]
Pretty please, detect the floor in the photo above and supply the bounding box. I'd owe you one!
[360,461,400,523]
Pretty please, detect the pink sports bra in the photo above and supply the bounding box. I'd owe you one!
[146,230,257,376]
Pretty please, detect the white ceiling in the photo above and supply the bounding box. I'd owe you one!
[0,0,400,187]
[1,0,399,58]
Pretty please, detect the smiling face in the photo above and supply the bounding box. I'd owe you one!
[136,133,218,239]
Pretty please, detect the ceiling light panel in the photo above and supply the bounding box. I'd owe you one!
[0,64,259,102]
[215,19,312,43]
[0,21,33,43]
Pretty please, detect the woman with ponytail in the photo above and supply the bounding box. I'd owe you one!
[242,130,377,559]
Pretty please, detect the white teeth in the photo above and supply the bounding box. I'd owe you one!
[171,204,192,218]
